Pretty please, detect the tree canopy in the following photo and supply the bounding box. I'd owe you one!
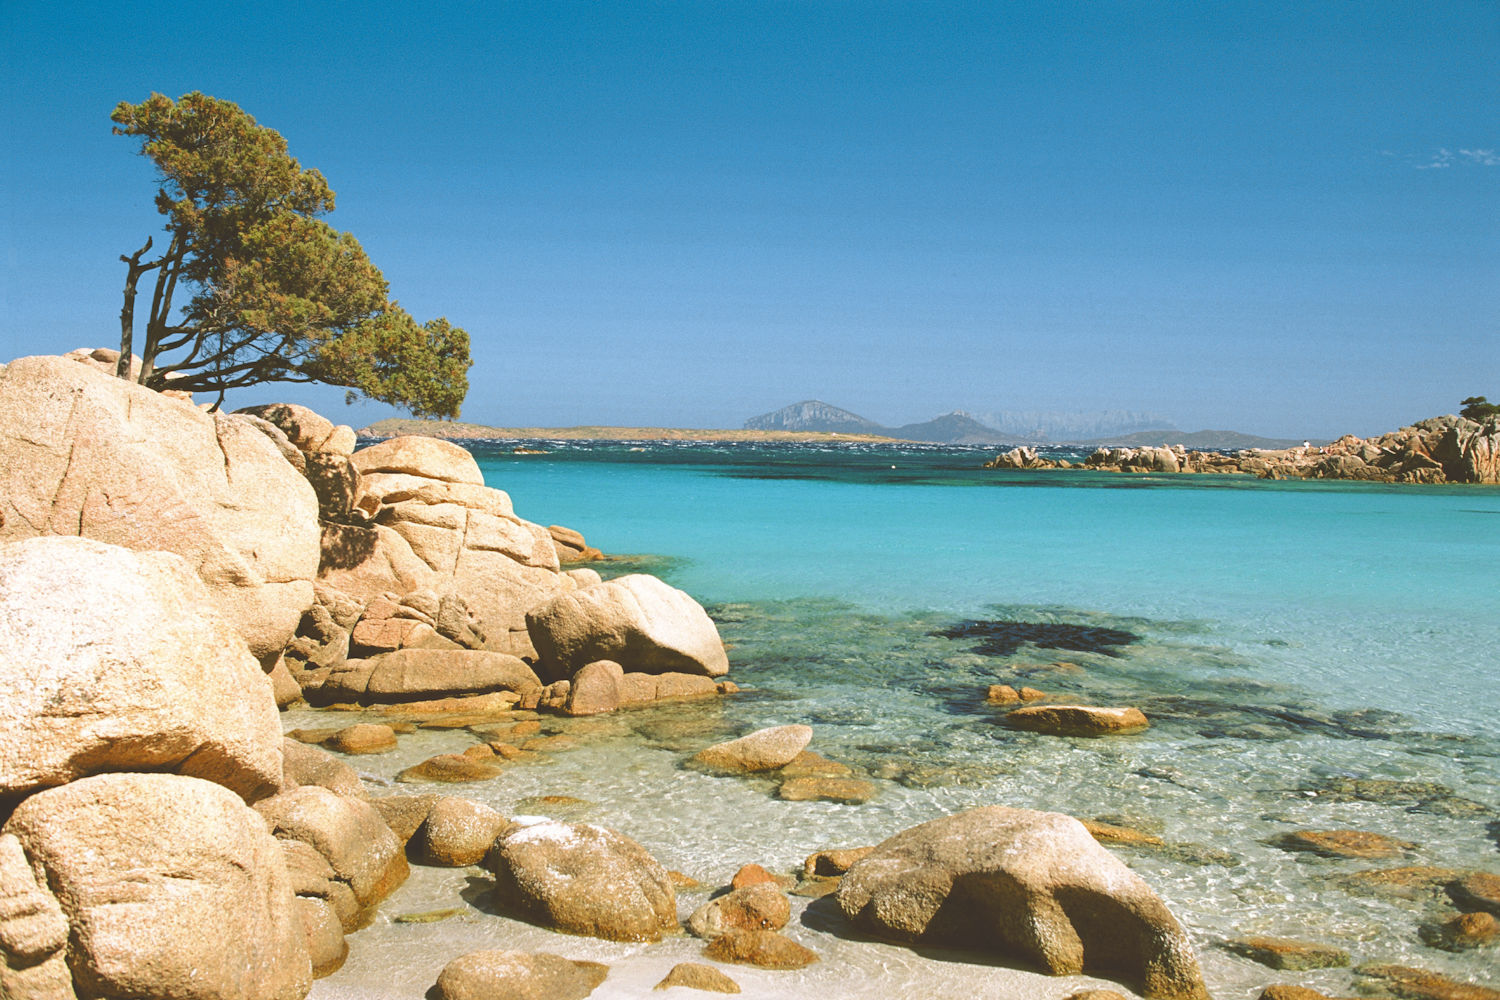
[1459,396,1499,421]
[112,92,469,418]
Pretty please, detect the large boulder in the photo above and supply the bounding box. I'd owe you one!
[836,806,1207,1000]
[234,403,352,456]
[317,648,542,704]
[0,537,282,802]
[3,773,312,1000]
[0,355,319,666]
[526,574,729,681]
[491,821,678,942]
[350,436,483,484]
[255,786,408,925]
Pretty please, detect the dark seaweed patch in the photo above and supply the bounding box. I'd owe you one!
[931,619,1138,657]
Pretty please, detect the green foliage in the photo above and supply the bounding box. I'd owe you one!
[1459,396,1499,421]
[312,311,471,420]
[111,92,470,416]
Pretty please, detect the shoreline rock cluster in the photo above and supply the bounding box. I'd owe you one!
[2,349,1492,1000]
[986,414,1500,484]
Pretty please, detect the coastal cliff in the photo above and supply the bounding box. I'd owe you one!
[987,414,1500,484]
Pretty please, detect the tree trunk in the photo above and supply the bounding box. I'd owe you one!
[116,238,153,379]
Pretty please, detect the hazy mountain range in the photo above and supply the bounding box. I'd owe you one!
[744,401,1313,449]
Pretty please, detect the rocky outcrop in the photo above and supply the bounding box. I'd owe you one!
[549,524,603,562]
[0,537,282,803]
[985,415,1500,484]
[235,403,356,457]
[319,436,567,638]
[433,950,608,1000]
[3,772,312,1000]
[316,648,542,706]
[0,355,320,665]
[527,574,730,681]
[491,821,678,942]
[836,806,1208,999]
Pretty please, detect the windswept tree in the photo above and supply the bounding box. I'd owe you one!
[1459,396,1499,421]
[112,92,469,417]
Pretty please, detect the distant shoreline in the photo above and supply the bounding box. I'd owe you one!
[357,418,903,443]
[357,417,1310,449]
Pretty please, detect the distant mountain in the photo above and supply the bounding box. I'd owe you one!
[973,409,1177,442]
[745,402,1011,443]
[743,400,885,434]
[1081,429,1321,450]
[889,411,1009,444]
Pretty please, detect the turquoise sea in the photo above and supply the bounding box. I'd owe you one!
[309,441,1500,1000]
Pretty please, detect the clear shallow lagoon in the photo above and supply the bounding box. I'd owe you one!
[309,441,1500,1000]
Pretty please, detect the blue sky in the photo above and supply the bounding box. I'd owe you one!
[2,1,1496,438]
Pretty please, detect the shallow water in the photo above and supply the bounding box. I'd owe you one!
[308,442,1500,999]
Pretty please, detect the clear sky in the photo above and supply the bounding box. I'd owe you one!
[2,1,1496,438]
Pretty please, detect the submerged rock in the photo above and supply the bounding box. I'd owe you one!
[1420,911,1500,952]
[1225,936,1350,970]
[836,805,1208,1000]
[1003,704,1151,737]
[1449,872,1500,916]
[702,929,818,970]
[325,723,397,754]
[398,753,506,784]
[777,776,877,804]
[1354,962,1500,1000]
[1270,829,1417,860]
[691,725,813,773]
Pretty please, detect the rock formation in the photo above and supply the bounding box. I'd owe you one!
[0,537,283,802]
[526,573,731,681]
[0,354,320,665]
[490,821,679,942]
[985,414,1500,484]
[836,805,1208,1000]
[4,772,312,1000]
